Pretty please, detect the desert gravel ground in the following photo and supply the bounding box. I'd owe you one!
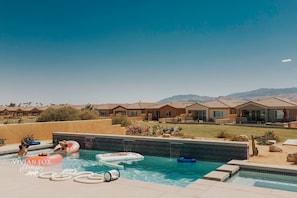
[248,141,297,166]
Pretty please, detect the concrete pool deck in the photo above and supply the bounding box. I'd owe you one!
[0,140,53,155]
[1,143,296,197]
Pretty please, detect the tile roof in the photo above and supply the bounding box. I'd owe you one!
[0,106,23,111]
[147,102,193,109]
[201,99,242,108]
[187,99,244,109]
[0,106,52,111]
[93,102,159,110]
[126,102,158,109]
[252,97,297,107]
[93,103,128,110]
[218,99,245,107]
[1,98,295,112]
[236,97,297,109]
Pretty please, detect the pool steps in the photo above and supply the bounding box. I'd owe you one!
[203,171,230,181]
[203,159,297,183]
[216,164,240,175]
[203,164,240,182]
[227,159,297,174]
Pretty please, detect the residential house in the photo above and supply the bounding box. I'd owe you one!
[235,97,297,123]
[0,106,20,118]
[146,102,193,121]
[0,106,50,118]
[93,102,157,119]
[126,102,157,118]
[93,104,128,117]
[186,99,243,123]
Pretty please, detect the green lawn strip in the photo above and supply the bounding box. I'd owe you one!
[139,122,297,142]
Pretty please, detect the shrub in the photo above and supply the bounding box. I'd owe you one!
[37,106,98,122]
[78,110,98,120]
[173,131,184,137]
[37,107,57,122]
[126,125,149,135]
[231,135,249,142]
[216,130,231,138]
[149,125,163,136]
[0,138,6,146]
[112,114,132,127]
[255,131,279,145]
[55,106,80,121]
[126,124,184,137]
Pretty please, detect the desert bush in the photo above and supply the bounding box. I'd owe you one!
[37,107,57,122]
[0,138,6,146]
[255,131,279,145]
[231,134,249,142]
[126,125,149,135]
[78,110,98,120]
[149,125,163,136]
[54,106,80,121]
[231,135,240,141]
[37,106,98,122]
[173,131,184,137]
[126,124,184,137]
[216,130,231,138]
[112,114,132,127]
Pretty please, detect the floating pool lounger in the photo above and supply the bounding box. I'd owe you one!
[99,160,124,169]
[96,152,144,162]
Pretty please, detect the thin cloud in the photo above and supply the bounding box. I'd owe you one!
[281,58,292,63]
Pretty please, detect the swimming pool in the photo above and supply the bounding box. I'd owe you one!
[64,150,223,187]
[0,149,223,187]
[226,169,297,192]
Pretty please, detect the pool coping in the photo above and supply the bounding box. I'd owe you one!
[227,159,297,174]
[0,141,53,156]
[53,132,249,147]
[216,164,240,175]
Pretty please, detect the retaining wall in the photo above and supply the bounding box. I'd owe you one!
[53,132,249,162]
[0,119,125,144]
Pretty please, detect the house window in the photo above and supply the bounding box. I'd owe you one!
[213,111,224,118]
[274,110,284,119]
[131,111,138,117]
[166,111,171,117]
[99,111,106,116]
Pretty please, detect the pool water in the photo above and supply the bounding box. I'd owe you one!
[0,149,223,187]
[227,170,297,192]
[62,150,223,187]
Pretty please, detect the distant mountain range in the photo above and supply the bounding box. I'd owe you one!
[158,87,297,103]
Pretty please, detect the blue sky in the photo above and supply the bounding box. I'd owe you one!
[0,0,296,105]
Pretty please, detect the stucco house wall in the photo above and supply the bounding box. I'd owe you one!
[186,103,235,122]
[209,108,231,120]
[159,105,185,118]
